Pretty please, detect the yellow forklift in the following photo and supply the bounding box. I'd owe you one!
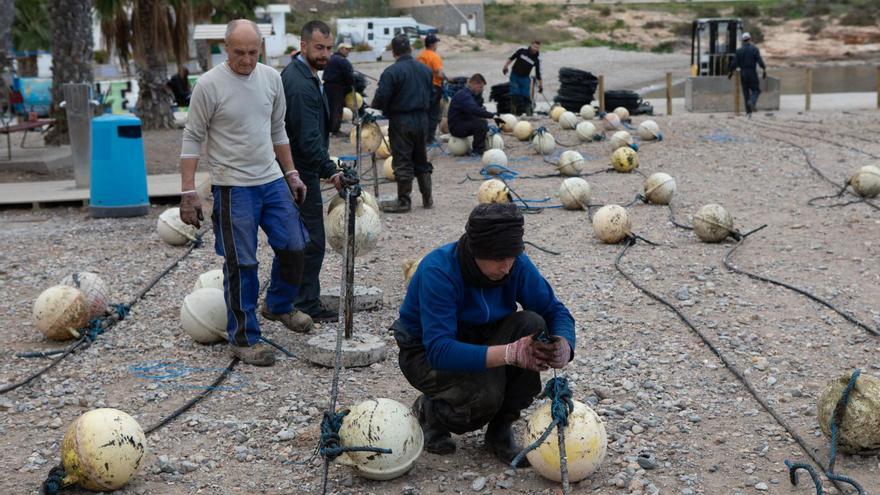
[690,18,743,77]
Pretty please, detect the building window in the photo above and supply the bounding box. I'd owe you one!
[394,27,401,35]
[368,22,373,29]
[384,27,390,35]
[368,33,374,40]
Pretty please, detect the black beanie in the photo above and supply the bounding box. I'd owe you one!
[464,203,524,259]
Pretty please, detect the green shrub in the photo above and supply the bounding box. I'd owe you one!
[672,22,693,37]
[746,25,765,43]
[651,41,676,53]
[412,39,424,49]
[695,6,721,18]
[840,11,877,25]
[599,6,612,16]
[802,17,825,37]
[643,21,665,29]
[733,4,761,18]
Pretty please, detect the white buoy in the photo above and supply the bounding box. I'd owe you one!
[849,165,880,198]
[499,114,518,133]
[532,129,556,154]
[602,112,621,130]
[580,104,596,120]
[325,199,382,256]
[33,285,90,340]
[180,287,228,344]
[448,136,471,156]
[559,177,591,210]
[477,179,510,204]
[642,173,676,205]
[637,120,662,141]
[559,111,578,130]
[609,130,634,151]
[193,269,224,291]
[612,106,630,122]
[557,150,585,177]
[576,121,599,142]
[513,121,534,141]
[482,149,508,168]
[693,204,734,243]
[60,272,109,319]
[157,207,198,246]
[592,205,631,244]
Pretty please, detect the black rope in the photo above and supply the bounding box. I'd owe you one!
[524,241,561,255]
[755,117,879,147]
[750,119,880,160]
[667,203,693,230]
[0,339,87,394]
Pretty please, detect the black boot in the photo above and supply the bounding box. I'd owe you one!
[413,395,456,454]
[380,179,412,213]
[416,174,433,209]
[485,414,530,467]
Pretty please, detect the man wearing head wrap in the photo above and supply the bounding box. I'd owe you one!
[391,203,575,464]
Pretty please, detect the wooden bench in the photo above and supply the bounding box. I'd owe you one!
[1,119,56,160]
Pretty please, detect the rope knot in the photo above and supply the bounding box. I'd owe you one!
[40,465,66,495]
[111,303,131,320]
[317,409,392,462]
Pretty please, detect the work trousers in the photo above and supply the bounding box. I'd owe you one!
[393,310,545,434]
[508,74,532,115]
[292,174,325,315]
[325,83,347,133]
[450,118,489,155]
[389,113,432,182]
[740,71,761,113]
[212,178,308,346]
[426,85,443,143]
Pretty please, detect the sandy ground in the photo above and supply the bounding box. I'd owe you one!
[1,104,880,495]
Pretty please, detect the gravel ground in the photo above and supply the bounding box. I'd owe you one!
[1,108,879,495]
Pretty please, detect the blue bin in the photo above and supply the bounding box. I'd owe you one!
[90,114,150,218]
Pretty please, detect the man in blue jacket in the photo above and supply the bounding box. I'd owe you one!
[392,203,575,463]
[728,32,767,116]
[448,73,498,155]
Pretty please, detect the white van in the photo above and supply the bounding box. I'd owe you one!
[337,17,432,61]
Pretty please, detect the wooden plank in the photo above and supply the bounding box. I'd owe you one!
[0,172,209,206]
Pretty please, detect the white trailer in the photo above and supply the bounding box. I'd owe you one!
[336,17,430,60]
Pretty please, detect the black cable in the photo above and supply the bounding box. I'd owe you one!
[524,241,561,255]
[756,117,878,146]
[667,203,693,230]
[0,338,87,394]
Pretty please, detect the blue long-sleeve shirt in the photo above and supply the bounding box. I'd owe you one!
[448,87,494,125]
[398,242,576,373]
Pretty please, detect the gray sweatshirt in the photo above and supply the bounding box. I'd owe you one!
[181,62,289,187]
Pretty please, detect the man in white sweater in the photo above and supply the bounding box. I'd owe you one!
[178,20,313,366]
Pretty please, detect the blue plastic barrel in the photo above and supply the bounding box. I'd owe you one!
[90,114,150,218]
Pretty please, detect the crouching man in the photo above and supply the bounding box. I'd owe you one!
[391,203,575,463]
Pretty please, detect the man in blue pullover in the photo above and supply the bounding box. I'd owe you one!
[448,73,499,156]
[392,203,575,464]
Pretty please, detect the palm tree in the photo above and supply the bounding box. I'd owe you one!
[0,0,13,73]
[44,0,93,145]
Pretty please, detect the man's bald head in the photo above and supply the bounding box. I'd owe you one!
[225,19,262,75]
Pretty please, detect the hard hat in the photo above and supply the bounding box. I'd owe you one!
[477,179,511,204]
[402,258,422,286]
[337,398,424,480]
[580,104,596,120]
[180,287,228,344]
[375,137,391,159]
[637,120,662,141]
[592,204,631,243]
[693,204,734,243]
[327,190,380,215]
[482,149,508,168]
[557,150,585,177]
[576,121,599,142]
[61,408,147,491]
[447,136,471,156]
[849,165,880,198]
[549,105,566,122]
[817,372,880,453]
[157,207,198,246]
[326,197,382,257]
[60,272,109,319]
[351,121,383,154]
[342,107,353,122]
[611,147,639,173]
[602,112,621,131]
[513,120,534,141]
[559,111,578,130]
[643,173,676,205]
[523,399,607,482]
[559,177,591,210]
[384,156,396,181]
[33,285,90,340]
[488,131,505,151]
[193,269,224,291]
[532,129,556,155]
[344,92,363,112]
[499,114,518,133]
[612,106,630,122]
[609,130,635,151]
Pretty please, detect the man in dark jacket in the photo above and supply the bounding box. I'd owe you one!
[281,20,347,322]
[392,203,575,462]
[728,32,766,115]
[371,34,433,213]
[448,73,497,155]
[322,42,354,136]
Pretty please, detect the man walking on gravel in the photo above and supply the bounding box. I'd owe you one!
[178,19,313,367]
[502,41,543,116]
[372,34,434,213]
[728,32,766,116]
[391,203,575,463]
[282,20,349,324]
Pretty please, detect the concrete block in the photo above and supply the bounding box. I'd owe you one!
[305,331,387,368]
[320,285,383,313]
[685,76,780,113]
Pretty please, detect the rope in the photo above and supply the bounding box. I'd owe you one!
[317,410,392,462]
[724,237,879,337]
[259,336,296,358]
[524,241,561,256]
[39,465,66,495]
[613,239,849,494]
[750,119,880,159]
[667,203,693,230]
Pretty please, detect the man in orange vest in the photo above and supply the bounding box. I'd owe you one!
[416,34,447,145]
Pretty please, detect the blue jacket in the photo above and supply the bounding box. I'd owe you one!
[448,88,494,125]
[398,242,576,373]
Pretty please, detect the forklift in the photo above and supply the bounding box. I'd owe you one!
[690,18,743,77]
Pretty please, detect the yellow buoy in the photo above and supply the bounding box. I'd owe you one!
[350,121,383,154]
[612,106,630,122]
[384,156,395,181]
[523,400,607,482]
[550,105,566,122]
[344,92,363,111]
[513,121,534,141]
[402,258,422,286]
[337,398,424,480]
[375,137,391,160]
[611,147,638,173]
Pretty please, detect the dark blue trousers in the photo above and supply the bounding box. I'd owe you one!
[212,178,308,346]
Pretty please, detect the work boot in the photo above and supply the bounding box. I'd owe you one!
[230,342,275,366]
[416,174,433,209]
[485,415,530,467]
[380,180,412,213]
[413,395,456,455]
[260,303,314,333]
[306,305,339,324]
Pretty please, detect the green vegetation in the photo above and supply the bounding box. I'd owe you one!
[580,38,639,51]
[12,0,50,52]
[651,41,677,53]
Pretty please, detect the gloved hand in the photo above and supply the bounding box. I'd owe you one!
[505,334,552,372]
[329,172,359,192]
[502,67,509,76]
[493,115,505,127]
[762,70,767,80]
[546,336,572,369]
[285,170,307,205]
[180,191,203,229]
[537,81,544,94]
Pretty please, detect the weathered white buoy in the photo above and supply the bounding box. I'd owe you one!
[384,156,395,181]
[60,272,109,319]
[448,136,471,156]
[375,136,391,159]
[523,400,607,482]
[532,129,556,154]
[33,285,90,340]
[326,198,382,256]
[482,149,509,168]
[609,130,635,151]
[327,190,381,215]
[499,114,518,133]
[642,173,676,205]
[693,204,734,243]
[60,408,146,491]
[602,112,621,130]
[849,165,880,198]
[157,207,198,246]
[180,287,228,344]
[612,106,630,122]
[350,121,383,154]
[580,104,596,120]
[550,105,566,122]
[559,111,578,130]
[402,258,422,286]
[193,269,224,291]
[557,150,585,177]
[817,372,880,453]
[592,204,631,244]
[637,120,662,141]
[342,106,353,122]
[344,92,363,111]
[477,179,510,204]
[559,177,591,210]
[576,121,599,142]
[337,398,424,480]
[488,131,505,150]
[513,120,534,141]
[611,147,639,173]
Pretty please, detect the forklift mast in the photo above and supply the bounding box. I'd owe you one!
[690,18,743,77]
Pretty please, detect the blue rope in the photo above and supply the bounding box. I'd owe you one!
[480,164,518,181]
[40,465,65,495]
[318,410,392,461]
[510,376,574,468]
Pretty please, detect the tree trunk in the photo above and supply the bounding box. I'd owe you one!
[0,0,14,110]
[45,0,93,146]
[134,0,173,130]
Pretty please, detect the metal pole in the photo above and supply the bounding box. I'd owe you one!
[598,75,605,113]
[805,68,812,112]
[876,66,880,110]
[665,72,672,116]
[733,70,741,115]
[61,83,95,188]
[371,153,379,198]
[343,185,356,340]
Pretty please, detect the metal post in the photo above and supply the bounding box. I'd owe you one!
[371,153,379,199]
[598,75,605,113]
[805,68,812,112]
[733,70,741,115]
[665,72,672,116]
[876,66,880,110]
[343,185,356,340]
[61,83,95,189]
